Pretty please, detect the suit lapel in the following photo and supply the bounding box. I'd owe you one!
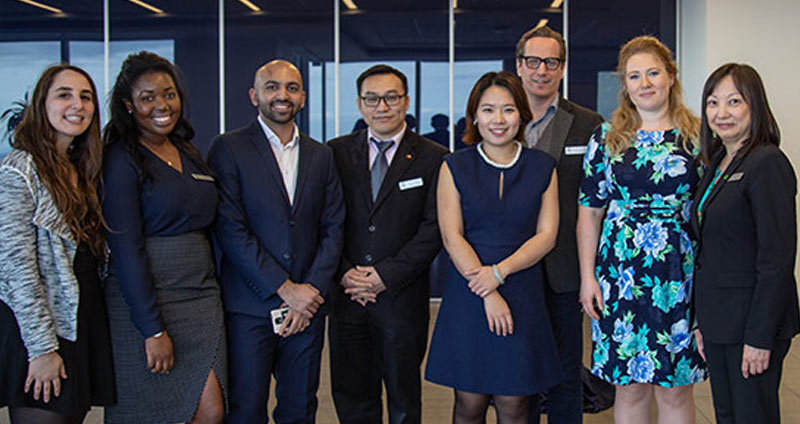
[372,131,418,214]
[246,121,291,209]
[696,150,746,230]
[539,103,575,163]
[291,135,312,217]
[349,131,374,211]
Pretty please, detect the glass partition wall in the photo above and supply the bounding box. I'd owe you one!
[0,0,677,295]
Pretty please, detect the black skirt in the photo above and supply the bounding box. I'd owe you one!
[0,243,116,415]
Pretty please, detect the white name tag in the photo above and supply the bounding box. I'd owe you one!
[191,173,215,182]
[728,172,744,182]
[398,177,424,191]
[565,145,588,156]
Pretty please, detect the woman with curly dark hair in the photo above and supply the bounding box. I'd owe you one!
[0,64,115,423]
[102,51,226,423]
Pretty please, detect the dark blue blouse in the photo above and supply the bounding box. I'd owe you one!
[102,141,218,337]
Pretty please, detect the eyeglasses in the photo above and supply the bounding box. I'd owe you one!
[360,93,406,108]
[519,56,563,70]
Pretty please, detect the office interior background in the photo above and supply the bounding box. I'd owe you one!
[2,0,799,283]
[0,0,680,156]
[1,1,800,422]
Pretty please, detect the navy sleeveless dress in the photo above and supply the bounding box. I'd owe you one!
[425,144,562,396]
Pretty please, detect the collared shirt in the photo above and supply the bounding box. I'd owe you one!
[258,115,300,205]
[367,123,406,170]
[524,96,559,149]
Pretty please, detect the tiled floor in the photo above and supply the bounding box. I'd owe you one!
[3,302,800,423]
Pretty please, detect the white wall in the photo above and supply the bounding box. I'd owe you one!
[680,0,800,161]
[680,0,800,275]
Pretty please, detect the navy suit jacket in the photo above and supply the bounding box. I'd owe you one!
[691,144,800,349]
[207,120,345,317]
[327,129,447,326]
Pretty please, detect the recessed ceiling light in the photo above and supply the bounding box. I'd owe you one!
[550,0,564,8]
[238,0,261,12]
[128,0,164,14]
[14,0,63,14]
[342,0,358,10]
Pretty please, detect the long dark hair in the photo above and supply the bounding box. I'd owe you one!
[699,63,780,165]
[103,51,207,180]
[463,71,532,145]
[13,65,106,258]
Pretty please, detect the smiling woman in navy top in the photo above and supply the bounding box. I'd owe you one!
[101,52,227,424]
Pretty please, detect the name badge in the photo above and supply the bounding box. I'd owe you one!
[399,177,424,191]
[728,172,744,182]
[191,173,215,182]
[565,145,588,156]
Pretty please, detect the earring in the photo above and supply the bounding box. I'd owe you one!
[127,109,132,114]
[472,119,477,126]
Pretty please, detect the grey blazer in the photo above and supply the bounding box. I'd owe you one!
[0,149,79,360]
[526,98,603,293]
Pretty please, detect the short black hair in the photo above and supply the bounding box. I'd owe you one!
[356,64,408,96]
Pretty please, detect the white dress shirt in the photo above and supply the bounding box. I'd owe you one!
[258,115,300,205]
[367,123,406,170]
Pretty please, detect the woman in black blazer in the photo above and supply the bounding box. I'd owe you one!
[692,63,800,424]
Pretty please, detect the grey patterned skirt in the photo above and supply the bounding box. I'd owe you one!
[103,231,227,423]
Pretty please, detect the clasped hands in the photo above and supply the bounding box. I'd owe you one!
[341,266,386,306]
[465,265,513,337]
[276,279,324,337]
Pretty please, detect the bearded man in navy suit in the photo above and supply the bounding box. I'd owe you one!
[208,59,344,424]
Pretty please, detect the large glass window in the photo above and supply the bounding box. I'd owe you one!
[569,0,677,119]
[110,2,218,153]
[0,1,102,157]
[225,0,333,144]
[337,1,448,144]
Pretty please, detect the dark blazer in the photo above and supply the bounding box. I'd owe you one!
[528,98,603,293]
[327,129,448,325]
[207,120,345,317]
[691,144,800,350]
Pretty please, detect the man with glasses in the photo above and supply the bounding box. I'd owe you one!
[515,26,604,424]
[327,64,448,424]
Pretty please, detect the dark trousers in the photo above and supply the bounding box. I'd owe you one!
[225,311,324,424]
[704,338,791,424]
[529,287,583,424]
[328,313,428,424]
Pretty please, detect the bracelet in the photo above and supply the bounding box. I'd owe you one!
[491,264,505,286]
[152,331,164,339]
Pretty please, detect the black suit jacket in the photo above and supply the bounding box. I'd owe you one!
[328,129,448,326]
[691,144,800,349]
[207,120,345,317]
[527,98,603,293]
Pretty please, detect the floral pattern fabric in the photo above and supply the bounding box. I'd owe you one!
[579,123,707,387]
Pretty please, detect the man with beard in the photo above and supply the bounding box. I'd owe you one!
[207,59,345,423]
[515,26,604,424]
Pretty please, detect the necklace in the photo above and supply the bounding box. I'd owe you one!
[141,140,178,169]
[477,141,522,169]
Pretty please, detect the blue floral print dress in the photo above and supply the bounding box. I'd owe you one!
[578,123,707,387]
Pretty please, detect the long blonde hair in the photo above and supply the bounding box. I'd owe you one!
[606,36,699,155]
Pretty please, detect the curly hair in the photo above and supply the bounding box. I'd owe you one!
[103,51,208,182]
[13,65,106,258]
[606,36,699,156]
